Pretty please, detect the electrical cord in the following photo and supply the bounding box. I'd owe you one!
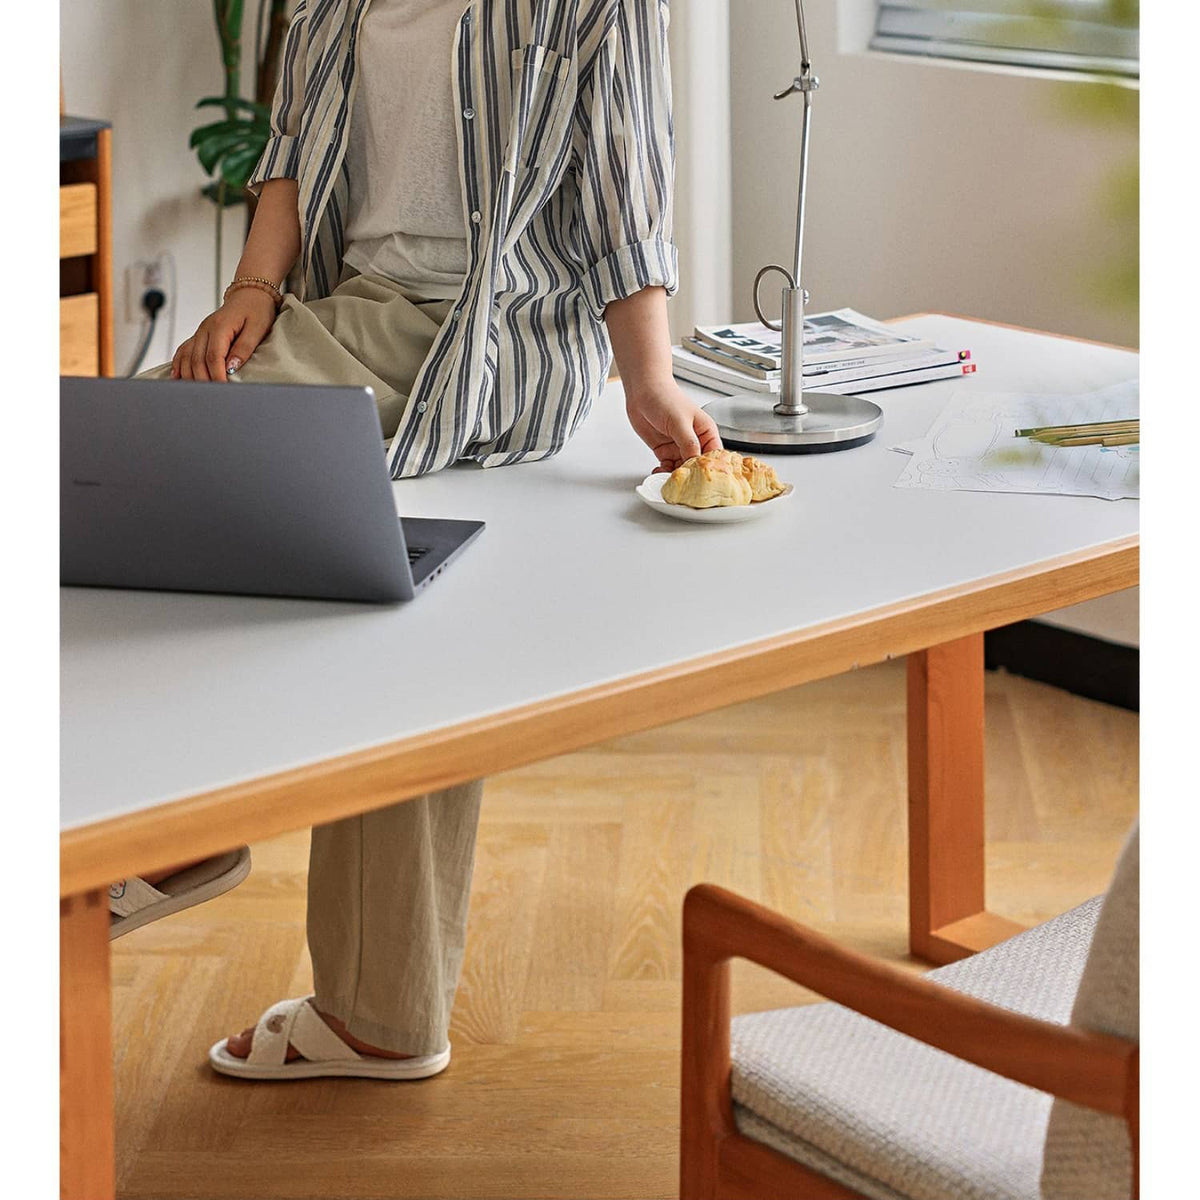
[164,252,178,355]
[124,288,167,377]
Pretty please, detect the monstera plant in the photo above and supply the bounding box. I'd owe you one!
[189,0,293,304]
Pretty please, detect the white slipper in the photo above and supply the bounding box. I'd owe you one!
[108,847,252,940]
[208,996,452,1081]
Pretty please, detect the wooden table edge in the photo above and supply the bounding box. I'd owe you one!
[61,535,1138,896]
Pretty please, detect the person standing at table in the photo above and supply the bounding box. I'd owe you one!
[119,0,719,1078]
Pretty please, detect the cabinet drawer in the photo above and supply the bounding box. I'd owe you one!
[61,293,100,376]
[60,183,98,259]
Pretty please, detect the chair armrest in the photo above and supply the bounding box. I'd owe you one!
[683,883,1136,1118]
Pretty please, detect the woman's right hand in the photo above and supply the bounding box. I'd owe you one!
[170,287,280,381]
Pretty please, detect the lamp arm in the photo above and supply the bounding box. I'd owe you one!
[772,0,819,416]
[698,0,883,453]
[794,0,811,73]
[751,0,819,338]
[790,0,815,288]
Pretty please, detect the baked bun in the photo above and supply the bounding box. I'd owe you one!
[661,452,753,508]
[739,454,786,502]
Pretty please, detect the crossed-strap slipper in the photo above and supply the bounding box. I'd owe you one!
[108,847,252,940]
[208,996,452,1081]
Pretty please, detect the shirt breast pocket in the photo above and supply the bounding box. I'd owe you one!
[506,44,575,175]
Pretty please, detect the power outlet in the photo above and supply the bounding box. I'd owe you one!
[124,256,168,323]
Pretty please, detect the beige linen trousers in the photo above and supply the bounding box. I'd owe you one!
[141,270,484,1055]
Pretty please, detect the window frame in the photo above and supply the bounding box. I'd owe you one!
[869,1,1139,80]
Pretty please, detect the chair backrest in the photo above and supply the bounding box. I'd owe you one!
[1041,821,1139,1199]
[1071,822,1140,1040]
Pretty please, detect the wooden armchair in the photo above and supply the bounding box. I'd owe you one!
[680,826,1139,1200]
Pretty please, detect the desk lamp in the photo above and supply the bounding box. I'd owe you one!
[702,0,883,452]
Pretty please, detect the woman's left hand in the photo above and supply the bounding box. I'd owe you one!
[625,383,723,473]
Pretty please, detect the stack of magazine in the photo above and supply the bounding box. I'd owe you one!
[671,308,975,396]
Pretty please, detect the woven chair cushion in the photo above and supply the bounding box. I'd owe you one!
[731,896,1123,1200]
[1041,824,1138,1199]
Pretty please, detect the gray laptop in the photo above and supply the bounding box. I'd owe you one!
[61,377,484,603]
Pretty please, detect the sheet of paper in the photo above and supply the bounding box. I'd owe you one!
[890,380,1139,501]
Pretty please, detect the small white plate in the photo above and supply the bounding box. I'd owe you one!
[635,472,794,523]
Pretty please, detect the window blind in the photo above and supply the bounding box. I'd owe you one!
[871,1,1139,78]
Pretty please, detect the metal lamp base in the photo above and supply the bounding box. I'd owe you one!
[703,391,883,453]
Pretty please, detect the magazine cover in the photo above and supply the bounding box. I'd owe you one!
[693,308,934,367]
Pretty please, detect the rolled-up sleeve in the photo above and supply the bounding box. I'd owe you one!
[577,0,679,321]
[246,1,309,193]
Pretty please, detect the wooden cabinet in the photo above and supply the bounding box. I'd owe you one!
[60,183,99,259]
[60,117,113,377]
[60,294,100,377]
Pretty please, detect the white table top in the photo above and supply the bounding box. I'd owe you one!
[61,316,1138,832]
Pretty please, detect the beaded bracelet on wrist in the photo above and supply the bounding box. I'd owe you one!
[231,274,283,298]
[224,277,284,308]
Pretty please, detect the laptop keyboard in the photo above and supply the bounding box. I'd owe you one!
[407,546,430,566]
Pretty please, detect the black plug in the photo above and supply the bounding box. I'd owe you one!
[141,287,167,319]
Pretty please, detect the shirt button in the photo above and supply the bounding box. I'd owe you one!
[470,210,482,223]
[416,401,428,414]
[451,308,462,320]
[463,107,475,120]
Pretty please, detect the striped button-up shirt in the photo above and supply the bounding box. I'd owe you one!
[247,0,678,477]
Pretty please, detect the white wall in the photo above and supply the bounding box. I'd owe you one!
[727,0,1138,645]
[728,0,1138,346]
[668,0,733,340]
[61,0,250,376]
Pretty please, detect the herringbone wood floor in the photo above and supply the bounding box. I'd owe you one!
[110,660,1138,1199]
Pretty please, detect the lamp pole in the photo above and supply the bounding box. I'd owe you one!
[701,0,883,452]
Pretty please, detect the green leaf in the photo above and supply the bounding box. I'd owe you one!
[195,95,272,121]
[221,143,266,190]
[194,132,246,174]
[188,118,248,148]
[190,115,270,151]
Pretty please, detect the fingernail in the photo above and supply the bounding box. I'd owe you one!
[226,358,241,375]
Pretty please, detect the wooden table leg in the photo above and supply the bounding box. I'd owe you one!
[907,634,1024,964]
[60,890,114,1200]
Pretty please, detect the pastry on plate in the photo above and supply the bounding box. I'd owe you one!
[700,448,785,502]
[661,452,753,508]
[660,448,788,508]
[739,454,787,502]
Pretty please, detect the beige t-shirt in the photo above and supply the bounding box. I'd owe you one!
[343,0,469,300]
